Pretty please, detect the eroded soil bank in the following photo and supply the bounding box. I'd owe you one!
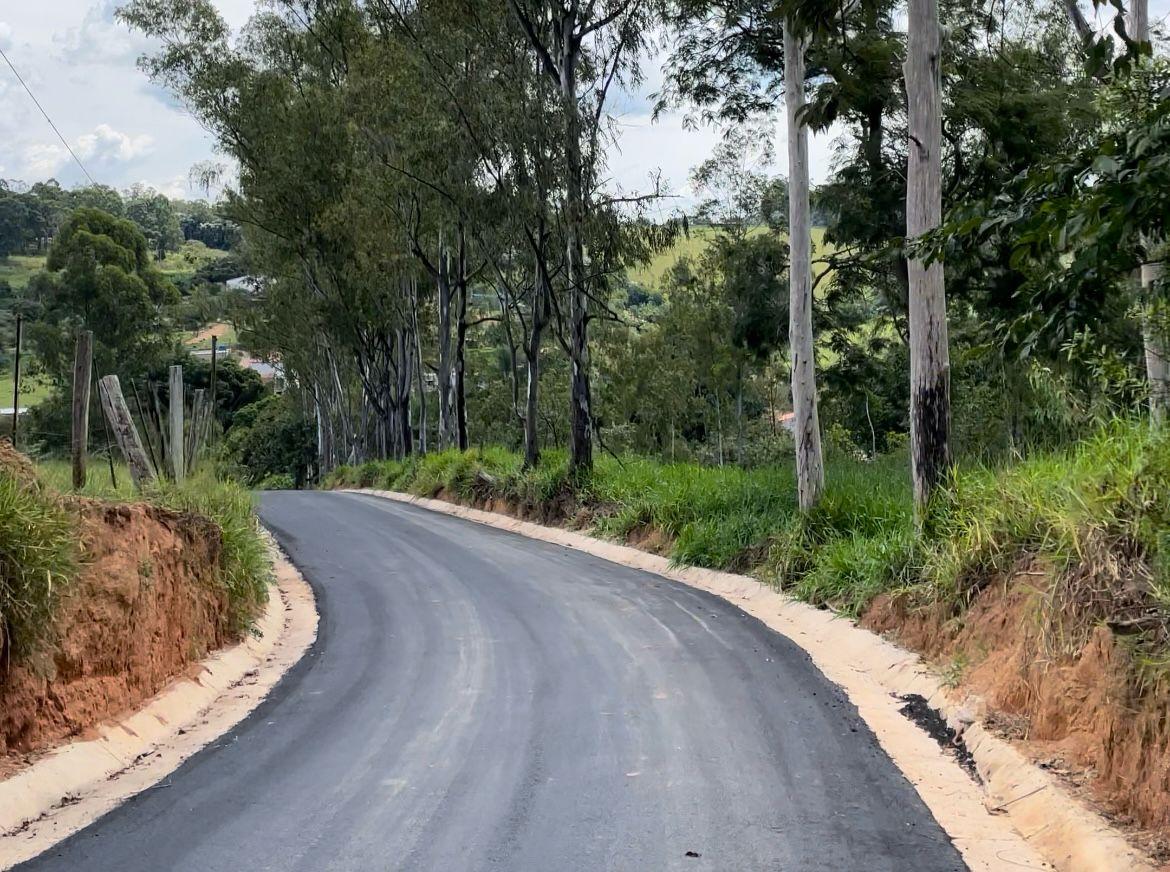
[865,573,1170,859]
[1,445,242,772]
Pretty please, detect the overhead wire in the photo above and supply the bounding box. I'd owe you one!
[0,44,97,185]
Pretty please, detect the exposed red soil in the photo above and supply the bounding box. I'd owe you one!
[1,465,233,771]
[864,572,1170,856]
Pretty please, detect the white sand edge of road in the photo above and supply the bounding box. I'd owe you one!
[349,487,1153,872]
[0,533,318,871]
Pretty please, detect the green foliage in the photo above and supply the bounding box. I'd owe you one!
[154,355,265,431]
[23,208,179,385]
[0,471,77,658]
[222,393,316,487]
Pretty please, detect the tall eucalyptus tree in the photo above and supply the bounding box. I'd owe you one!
[904,0,951,515]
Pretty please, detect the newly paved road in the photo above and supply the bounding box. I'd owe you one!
[21,491,965,871]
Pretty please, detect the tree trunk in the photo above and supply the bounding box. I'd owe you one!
[1130,0,1148,44]
[523,260,551,469]
[715,389,725,467]
[1143,262,1168,423]
[396,326,414,458]
[785,22,826,509]
[561,38,593,475]
[1130,0,1169,423]
[905,0,952,518]
[412,279,427,454]
[436,243,456,449]
[455,227,469,451]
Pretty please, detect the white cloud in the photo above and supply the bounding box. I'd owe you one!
[54,0,153,67]
[21,142,69,177]
[75,123,153,163]
[154,174,192,199]
[0,22,14,51]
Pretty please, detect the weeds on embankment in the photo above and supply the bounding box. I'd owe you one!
[326,419,1170,654]
[0,467,77,658]
[1,456,270,658]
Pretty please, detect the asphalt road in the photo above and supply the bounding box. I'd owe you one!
[20,491,966,871]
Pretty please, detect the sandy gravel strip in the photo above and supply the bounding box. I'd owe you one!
[0,534,318,870]
[349,487,1150,872]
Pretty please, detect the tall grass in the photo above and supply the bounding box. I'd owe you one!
[326,418,1170,642]
[149,473,271,635]
[0,472,77,657]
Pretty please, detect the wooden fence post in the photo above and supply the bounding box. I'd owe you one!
[186,388,205,475]
[98,375,154,489]
[169,364,185,483]
[71,330,93,490]
[10,313,21,448]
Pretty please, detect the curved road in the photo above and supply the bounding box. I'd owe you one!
[20,492,965,871]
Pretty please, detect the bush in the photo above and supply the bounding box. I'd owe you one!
[222,393,315,487]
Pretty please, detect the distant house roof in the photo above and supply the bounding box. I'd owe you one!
[226,275,262,294]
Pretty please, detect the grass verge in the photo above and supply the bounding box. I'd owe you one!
[325,418,1170,644]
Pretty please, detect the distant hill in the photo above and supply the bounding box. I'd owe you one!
[626,225,829,292]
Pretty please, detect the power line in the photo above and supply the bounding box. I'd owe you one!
[0,44,96,186]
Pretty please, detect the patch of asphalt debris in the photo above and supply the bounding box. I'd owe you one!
[897,694,982,784]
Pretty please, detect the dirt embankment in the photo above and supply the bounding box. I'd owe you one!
[865,569,1170,858]
[1,455,234,768]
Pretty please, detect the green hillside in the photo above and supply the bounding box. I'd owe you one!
[628,226,830,291]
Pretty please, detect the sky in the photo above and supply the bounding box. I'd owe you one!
[0,0,834,207]
[0,1,1164,206]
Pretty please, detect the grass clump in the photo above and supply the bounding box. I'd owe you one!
[149,473,271,636]
[0,471,77,658]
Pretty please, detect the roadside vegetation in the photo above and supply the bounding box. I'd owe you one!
[326,416,1170,651]
[1,451,270,660]
[0,453,76,658]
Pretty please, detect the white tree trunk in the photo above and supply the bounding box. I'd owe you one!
[784,22,825,511]
[905,0,952,516]
[1130,0,1169,422]
[1130,0,1149,43]
[1143,263,1169,423]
